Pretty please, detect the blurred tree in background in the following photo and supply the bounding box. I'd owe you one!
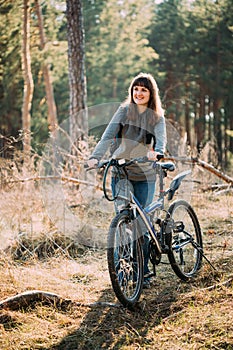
[0,0,22,146]
[84,0,157,104]
[66,0,88,144]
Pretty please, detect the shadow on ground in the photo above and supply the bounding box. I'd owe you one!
[41,254,231,350]
[43,272,186,350]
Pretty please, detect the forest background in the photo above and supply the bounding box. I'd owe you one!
[0,0,232,170]
[0,1,233,349]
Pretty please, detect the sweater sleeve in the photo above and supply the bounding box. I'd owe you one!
[90,105,127,160]
[154,115,167,154]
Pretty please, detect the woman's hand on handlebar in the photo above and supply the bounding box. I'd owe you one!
[147,150,162,161]
[87,158,98,168]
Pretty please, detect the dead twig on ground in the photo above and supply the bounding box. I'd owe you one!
[199,274,233,291]
[0,290,120,311]
[8,175,96,187]
[161,275,233,324]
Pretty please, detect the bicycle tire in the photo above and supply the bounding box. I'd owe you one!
[107,211,144,308]
[166,200,203,281]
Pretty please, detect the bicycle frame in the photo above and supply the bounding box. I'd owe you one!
[98,157,194,254]
[129,192,163,254]
[115,162,170,255]
[115,161,191,256]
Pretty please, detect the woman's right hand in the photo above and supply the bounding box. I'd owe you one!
[87,158,98,168]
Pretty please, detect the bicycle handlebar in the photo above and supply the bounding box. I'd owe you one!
[98,156,146,169]
[92,156,164,201]
[98,154,164,170]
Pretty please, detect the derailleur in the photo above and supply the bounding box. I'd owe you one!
[149,240,161,265]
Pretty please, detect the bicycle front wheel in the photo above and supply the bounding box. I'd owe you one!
[166,200,203,281]
[107,211,144,308]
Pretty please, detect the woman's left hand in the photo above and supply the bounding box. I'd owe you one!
[147,150,159,161]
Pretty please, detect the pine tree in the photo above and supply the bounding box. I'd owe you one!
[22,0,34,157]
[66,0,87,144]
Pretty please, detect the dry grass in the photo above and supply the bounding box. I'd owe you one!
[0,158,233,350]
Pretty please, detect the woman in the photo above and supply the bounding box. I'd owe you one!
[88,72,167,287]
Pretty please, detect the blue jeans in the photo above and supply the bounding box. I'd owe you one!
[111,177,156,277]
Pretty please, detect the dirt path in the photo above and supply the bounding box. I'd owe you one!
[0,191,232,349]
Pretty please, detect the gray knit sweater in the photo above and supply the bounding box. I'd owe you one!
[90,105,167,181]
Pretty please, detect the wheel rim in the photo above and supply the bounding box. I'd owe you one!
[114,221,141,299]
[170,203,201,277]
[108,214,143,305]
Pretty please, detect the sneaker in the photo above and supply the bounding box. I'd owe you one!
[143,279,151,289]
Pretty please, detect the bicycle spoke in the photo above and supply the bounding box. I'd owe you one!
[108,212,143,308]
[166,200,203,280]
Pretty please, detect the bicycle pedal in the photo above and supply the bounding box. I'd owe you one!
[173,221,184,232]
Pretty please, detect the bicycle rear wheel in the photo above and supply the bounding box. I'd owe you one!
[107,211,144,308]
[166,200,203,281]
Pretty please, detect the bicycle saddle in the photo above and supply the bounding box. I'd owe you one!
[159,161,175,172]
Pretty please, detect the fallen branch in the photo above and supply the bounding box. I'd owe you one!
[202,183,231,192]
[0,290,71,310]
[0,290,120,311]
[180,274,233,300]
[199,275,233,291]
[162,309,185,323]
[164,156,233,185]
[8,175,96,187]
[214,188,233,196]
[7,175,110,193]
[193,158,233,185]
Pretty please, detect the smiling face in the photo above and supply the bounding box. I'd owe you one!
[132,85,151,107]
[127,73,163,123]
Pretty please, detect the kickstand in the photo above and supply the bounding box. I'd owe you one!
[192,241,216,271]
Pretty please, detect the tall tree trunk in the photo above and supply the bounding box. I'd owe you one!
[66,0,87,146]
[164,69,175,112]
[213,98,222,164]
[223,112,228,168]
[228,89,233,154]
[196,83,205,153]
[34,0,58,134]
[207,96,211,141]
[184,82,191,147]
[22,0,34,158]
[214,0,222,165]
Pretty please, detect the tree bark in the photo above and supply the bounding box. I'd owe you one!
[213,98,222,164]
[229,94,233,153]
[195,82,205,154]
[34,0,58,134]
[184,82,191,147]
[22,0,34,157]
[214,4,222,165]
[66,0,88,145]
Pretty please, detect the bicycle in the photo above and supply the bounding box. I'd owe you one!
[93,156,205,309]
